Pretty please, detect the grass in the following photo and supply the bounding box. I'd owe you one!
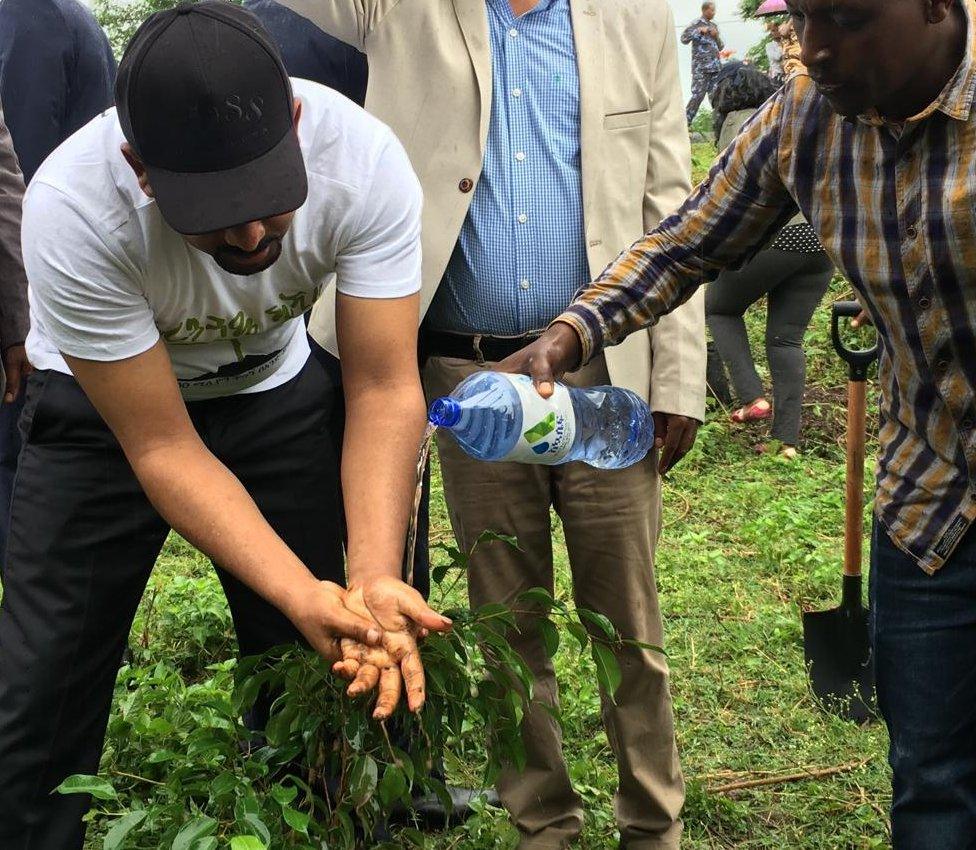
[65,138,891,848]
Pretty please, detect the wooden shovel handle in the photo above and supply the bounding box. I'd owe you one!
[844,379,867,578]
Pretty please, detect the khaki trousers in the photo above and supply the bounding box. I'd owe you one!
[423,355,684,850]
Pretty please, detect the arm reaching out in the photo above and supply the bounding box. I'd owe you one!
[65,343,385,662]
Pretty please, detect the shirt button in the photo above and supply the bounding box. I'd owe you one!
[515,151,526,161]
[513,87,522,98]
[519,279,531,290]
[509,27,519,37]
[918,296,932,309]
[458,178,474,193]
[517,213,528,223]
[907,225,918,239]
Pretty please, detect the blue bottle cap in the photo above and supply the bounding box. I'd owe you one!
[428,396,462,428]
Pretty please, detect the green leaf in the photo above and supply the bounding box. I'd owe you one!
[378,763,409,807]
[517,587,555,611]
[172,816,217,850]
[282,806,310,834]
[621,638,666,655]
[243,814,271,845]
[56,774,117,801]
[270,783,298,806]
[476,602,517,631]
[399,826,427,847]
[579,609,617,640]
[538,617,560,658]
[347,754,379,807]
[103,810,146,850]
[263,704,297,747]
[229,838,266,850]
[566,620,589,651]
[592,643,622,703]
[472,530,520,552]
[209,771,239,798]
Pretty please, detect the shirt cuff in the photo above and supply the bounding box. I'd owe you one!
[551,303,606,367]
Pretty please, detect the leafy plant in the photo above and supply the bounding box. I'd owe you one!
[60,534,636,849]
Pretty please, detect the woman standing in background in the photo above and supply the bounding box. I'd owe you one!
[705,62,834,458]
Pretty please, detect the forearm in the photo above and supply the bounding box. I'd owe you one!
[131,437,318,620]
[341,378,426,585]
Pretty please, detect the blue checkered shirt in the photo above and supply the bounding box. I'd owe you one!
[425,0,589,335]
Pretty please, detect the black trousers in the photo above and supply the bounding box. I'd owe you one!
[705,249,834,445]
[0,357,348,849]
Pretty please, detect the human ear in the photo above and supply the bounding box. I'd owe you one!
[120,143,155,199]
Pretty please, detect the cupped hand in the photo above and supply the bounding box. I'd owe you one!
[332,576,452,719]
[497,321,583,398]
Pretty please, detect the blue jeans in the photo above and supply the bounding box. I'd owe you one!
[871,521,976,849]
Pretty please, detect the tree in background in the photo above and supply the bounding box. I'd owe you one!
[95,0,242,56]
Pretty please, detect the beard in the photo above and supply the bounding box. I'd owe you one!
[212,235,284,276]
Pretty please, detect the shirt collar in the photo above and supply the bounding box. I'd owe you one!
[859,0,976,127]
[488,0,558,17]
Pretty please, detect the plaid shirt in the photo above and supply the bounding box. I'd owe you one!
[559,3,976,574]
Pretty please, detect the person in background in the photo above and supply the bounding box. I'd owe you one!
[0,0,118,562]
[0,0,117,183]
[777,17,804,80]
[765,19,785,83]
[0,111,29,427]
[243,0,367,104]
[278,2,705,847]
[705,63,833,459]
[682,1,724,125]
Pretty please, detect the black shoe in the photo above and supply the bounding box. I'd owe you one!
[391,784,501,830]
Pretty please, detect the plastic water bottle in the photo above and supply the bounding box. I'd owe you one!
[428,371,654,470]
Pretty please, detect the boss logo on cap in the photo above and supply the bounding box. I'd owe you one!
[207,95,266,127]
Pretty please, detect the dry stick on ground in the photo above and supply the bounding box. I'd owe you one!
[706,757,871,795]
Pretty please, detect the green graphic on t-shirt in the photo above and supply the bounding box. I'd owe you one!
[524,413,556,444]
[265,286,323,323]
[160,285,324,362]
[162,311,260,345]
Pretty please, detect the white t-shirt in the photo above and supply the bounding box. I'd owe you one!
[23,78,422,400]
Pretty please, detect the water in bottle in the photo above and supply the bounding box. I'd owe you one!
[428,371,654,470]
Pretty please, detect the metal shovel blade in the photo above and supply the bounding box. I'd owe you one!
[803,575,877,724]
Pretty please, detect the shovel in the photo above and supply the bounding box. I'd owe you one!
[802,300,879,724]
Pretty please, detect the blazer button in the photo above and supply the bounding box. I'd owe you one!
[458,178,474,193]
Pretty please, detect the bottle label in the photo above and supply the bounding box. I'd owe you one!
[503,374,577,464]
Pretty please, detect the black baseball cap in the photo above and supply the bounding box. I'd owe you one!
[115,0,308,235]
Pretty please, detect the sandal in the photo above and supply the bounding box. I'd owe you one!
[731,399,771,424]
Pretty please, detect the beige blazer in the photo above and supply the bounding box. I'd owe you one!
[286,0,706,418]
